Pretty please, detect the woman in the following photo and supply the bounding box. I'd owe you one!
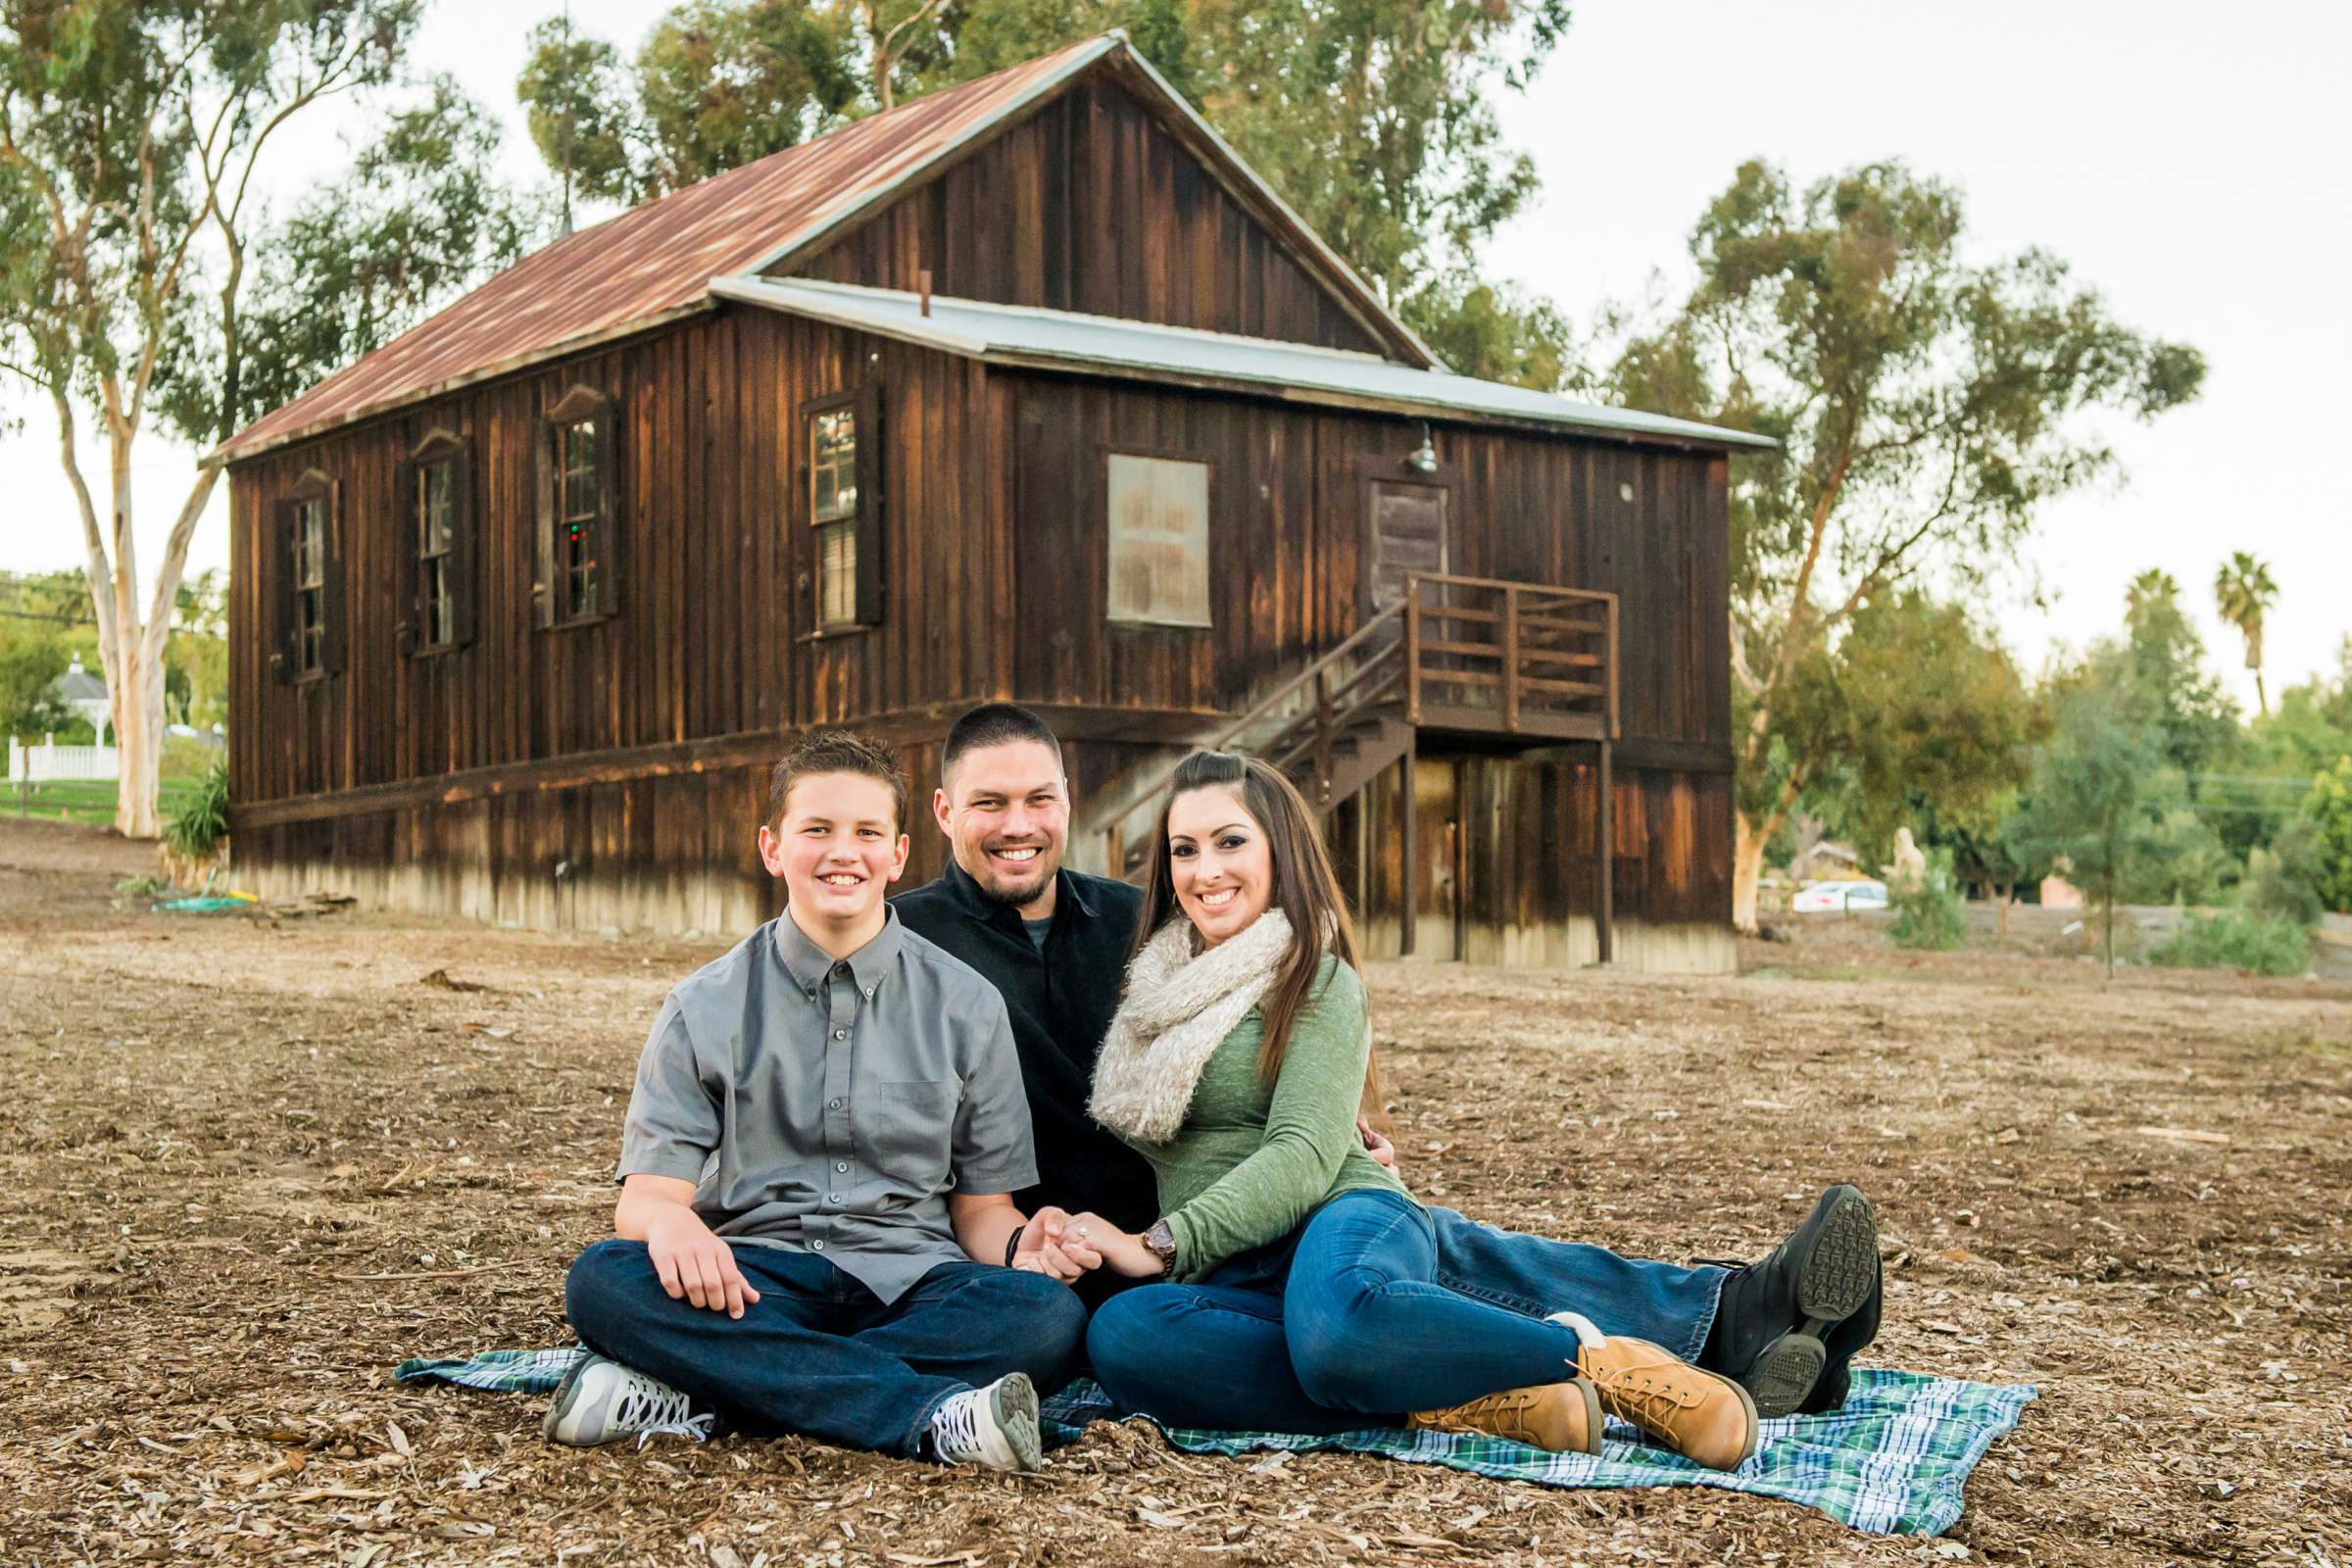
[1059,751,1759,1468]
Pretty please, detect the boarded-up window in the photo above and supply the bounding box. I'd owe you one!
[1106,454,1210,627]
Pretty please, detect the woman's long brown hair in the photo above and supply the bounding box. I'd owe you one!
[1127,751,1364,1087]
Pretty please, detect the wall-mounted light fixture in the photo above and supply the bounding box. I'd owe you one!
[1406,421,1439,474]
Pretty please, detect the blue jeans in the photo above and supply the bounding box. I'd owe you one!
[565,1239,1088,1458]
[1426,1207,1727,1362]
[1087,1189,1599,1434]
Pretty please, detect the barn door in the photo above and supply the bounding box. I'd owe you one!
[1366,478,1451,611]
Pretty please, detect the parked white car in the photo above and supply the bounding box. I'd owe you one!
[1791,879,1890,913]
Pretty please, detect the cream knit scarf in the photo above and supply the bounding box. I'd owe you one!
[1089,908,1295,1146]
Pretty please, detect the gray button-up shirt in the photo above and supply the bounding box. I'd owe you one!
[617,907,1036,1304]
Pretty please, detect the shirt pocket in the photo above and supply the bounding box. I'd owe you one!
[867,1079,958,1192]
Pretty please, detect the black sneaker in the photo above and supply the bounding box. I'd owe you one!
[1700,1186,1881,1419]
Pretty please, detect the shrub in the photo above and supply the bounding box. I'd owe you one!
[165,760,229,860]
[2149,910,2310,977]
[1889,848,1969,951]
[2244,814,2326,928]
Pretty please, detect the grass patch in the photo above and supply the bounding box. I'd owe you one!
[3,775,207,829]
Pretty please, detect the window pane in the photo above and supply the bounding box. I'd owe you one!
[817,520,857,625]
[1105,455,1211,626]
[418,461,454,556]
[811,407,858,523]
[563,421,600,520]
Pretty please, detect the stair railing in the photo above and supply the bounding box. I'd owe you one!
[1099,600,1407,875]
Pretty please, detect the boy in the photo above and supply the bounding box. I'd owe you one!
[546,729,1089,1471]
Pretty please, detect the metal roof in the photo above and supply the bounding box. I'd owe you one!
[220,35,1121,460]
[712,277,1778,450]
[218,31,1439,462]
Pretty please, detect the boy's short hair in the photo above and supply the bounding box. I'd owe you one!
[941,703,1064,784]
[767,728,906,833]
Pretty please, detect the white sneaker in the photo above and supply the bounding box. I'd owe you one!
[927,1373,1044,1472]
[542,1353,713,1447]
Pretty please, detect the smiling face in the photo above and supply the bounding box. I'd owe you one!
[934,738,1069,909]
[1166,783,1274,948]
[758,769,910,950]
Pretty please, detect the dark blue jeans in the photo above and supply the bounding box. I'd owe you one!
[1087,1189,1598,1434]
[1425,1207,1727,1362]
[565,1239,1088,1458]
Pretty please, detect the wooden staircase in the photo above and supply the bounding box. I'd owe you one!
[1088,573,1624,959]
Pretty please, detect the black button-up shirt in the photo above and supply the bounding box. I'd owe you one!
[894,860,1158,1231]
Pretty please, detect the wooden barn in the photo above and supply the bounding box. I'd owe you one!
[218,31,1769,972]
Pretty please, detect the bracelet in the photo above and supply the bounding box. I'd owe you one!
[1004,1223,1027,1267]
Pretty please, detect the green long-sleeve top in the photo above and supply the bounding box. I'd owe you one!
[1113,956,1412,1282]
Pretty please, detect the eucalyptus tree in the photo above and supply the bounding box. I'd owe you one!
[1604,160,2206,927]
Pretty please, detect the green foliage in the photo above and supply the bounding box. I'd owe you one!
[1888,848,1968,951]
[2005,687,2167,975]
[2251,637,2352,779]
[2149,911,2310,978]
[1398,275,1578,391]
[2307,756,2352,914]
[2244,814,2327,928]
[514,0,1574,363]
[2113,571,2238,788]
[163,78,545,435]
[165,762,231,861]
[519,2,858,204]
[1800,592,2045,858]
[1597,160,2202,921]
[2122,803,2234,906]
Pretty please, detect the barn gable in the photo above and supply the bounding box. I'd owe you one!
[778,67,1410,361]
[217,30,1427,464]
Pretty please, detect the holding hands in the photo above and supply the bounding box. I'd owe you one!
[1014,1206,1166,1279]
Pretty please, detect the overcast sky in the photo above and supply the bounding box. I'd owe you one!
[5,0,2344,709]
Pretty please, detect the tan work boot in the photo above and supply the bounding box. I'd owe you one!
[1552,1317,1758,1471]
[1408,1377,1602,1454]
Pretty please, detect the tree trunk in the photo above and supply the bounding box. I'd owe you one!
[1732,809,1767,932]
[112,648,165,838]
[2255,669,2268,718]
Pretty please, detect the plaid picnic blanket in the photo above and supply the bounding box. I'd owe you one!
[396,1348,2033,1537]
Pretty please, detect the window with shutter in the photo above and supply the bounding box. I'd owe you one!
[536,385,619,629]
[400,428,473,655]
[803,384,883,630]
[272,468,339,683]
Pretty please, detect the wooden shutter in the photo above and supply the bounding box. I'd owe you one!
[319,478,348,676]
[394,446,421,656]
[851,380,884,627]
[269,497,298,683]
[531,419,557,629]
[591,400,620,618]
[448,442,478,648]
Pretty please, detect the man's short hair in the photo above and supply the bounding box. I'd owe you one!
[767,728,906,832]
[941,703,1064,784]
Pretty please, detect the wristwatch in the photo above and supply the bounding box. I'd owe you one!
[1142,1218,1179,1274]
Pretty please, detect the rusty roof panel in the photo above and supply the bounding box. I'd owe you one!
[220,35,1120,460]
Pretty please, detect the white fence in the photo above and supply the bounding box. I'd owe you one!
[7,738,119,783]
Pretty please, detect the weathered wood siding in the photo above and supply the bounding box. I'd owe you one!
[999,372,1731,752]
[788,77,1392,359]
[229,310,1005,810]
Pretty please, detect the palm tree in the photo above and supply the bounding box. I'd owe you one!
[2213,552,2279,715]
[2125,567,2180,629]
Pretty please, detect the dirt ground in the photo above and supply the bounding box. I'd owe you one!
[2,817,2347,1568]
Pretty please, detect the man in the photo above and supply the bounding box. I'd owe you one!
[894,704,1883,1417]
[544,729,1090,1470]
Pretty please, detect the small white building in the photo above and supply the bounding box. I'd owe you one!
[53,654,112,745]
